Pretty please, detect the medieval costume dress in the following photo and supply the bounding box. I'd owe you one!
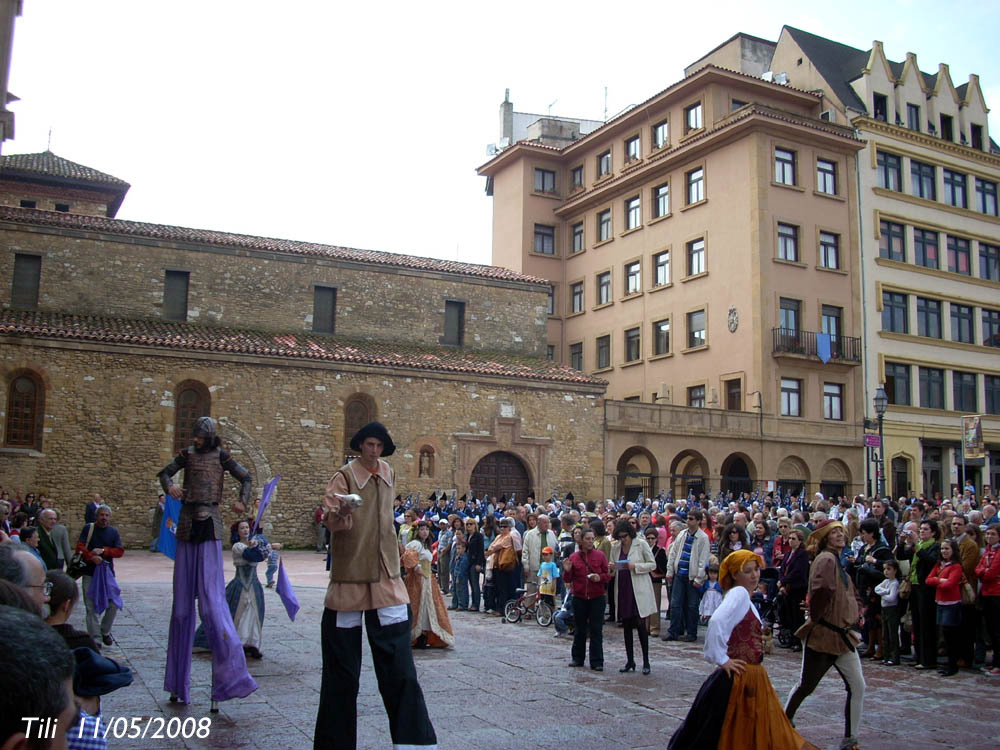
[669,550,817,750]
[403,540,455,648]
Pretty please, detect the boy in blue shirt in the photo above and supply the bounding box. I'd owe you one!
[537,546,559,606]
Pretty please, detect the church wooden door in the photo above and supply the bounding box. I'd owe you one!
[469,451,530,503]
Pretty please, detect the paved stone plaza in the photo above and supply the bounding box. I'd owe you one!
[86,551,998,750]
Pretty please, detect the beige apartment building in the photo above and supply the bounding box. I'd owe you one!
[479,64,866,500]
[760,27,1000,499]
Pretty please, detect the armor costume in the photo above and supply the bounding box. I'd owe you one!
[157,417,258,707]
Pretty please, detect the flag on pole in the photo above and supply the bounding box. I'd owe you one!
[157,495,181,560]
[275,557,300,621]
[251,475,281,536]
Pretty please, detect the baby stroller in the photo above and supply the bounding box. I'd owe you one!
[753,568,785,652]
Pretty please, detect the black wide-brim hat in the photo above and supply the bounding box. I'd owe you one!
[349,421,395,456]
[73,647,134,696]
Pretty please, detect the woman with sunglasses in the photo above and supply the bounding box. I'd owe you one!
[717,523,745,564]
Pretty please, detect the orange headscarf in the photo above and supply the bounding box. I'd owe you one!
[719,550,765,591]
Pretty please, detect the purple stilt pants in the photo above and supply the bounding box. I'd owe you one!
[164,539,258,703]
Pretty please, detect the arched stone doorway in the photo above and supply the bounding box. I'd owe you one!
[670,450,709,499]
[819,458,851,502]
[616,447,658,502]
[776,455,810,499]
[470,451,531,503]
[721,453,755,496]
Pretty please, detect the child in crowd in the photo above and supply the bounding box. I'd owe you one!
[875,559,901,665]
[698,564,723,625]
[450,541,470,611]
[537,546,559,606]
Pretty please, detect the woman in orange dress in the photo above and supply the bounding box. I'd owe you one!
[402,521,454,648]
[668,549,817,750]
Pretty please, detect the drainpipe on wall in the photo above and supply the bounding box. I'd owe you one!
[855,126,871,496]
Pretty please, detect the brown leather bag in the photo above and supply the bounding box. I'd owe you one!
[497,544,517,572]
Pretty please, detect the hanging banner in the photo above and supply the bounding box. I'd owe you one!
[962,415,985,460]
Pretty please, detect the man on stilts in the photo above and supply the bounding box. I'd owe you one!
[158,416,258,712]
[314,420,436,750]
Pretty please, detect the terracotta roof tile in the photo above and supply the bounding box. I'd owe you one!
[0,205,548,286]
[0,150,130,187]
[0,310,606,387]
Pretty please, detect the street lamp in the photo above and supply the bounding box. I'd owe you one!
[873,385,888,499]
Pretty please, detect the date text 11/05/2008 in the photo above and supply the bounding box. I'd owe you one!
[20,716,213,742]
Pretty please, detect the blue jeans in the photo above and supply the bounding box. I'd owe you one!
[554,607,574,634]
[266,550,279,585]
[668,575,702,639]
[453,574,469,609]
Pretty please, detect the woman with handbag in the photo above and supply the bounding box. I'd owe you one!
[486,518,520,617]
[926,538,964,676]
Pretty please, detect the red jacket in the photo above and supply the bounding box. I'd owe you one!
[563,547,611,599]
[976,544,1000,597]
[926,561,963,604]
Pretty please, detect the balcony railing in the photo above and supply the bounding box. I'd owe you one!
[772,328,861,363]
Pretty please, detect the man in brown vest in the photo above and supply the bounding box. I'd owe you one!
[314,420,436,750]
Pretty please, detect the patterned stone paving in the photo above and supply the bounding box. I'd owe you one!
[86,551,999,749]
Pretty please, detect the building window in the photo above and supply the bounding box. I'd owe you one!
[163,270,189,322]
[981,243,1000,281]
[685,103,702,133]
[976,178,999,216]
[686,238,705,276]
[986,375,1000,415]
[781,378,802,417]
[879,221,905,262]
[625,136,640,162]
[624,327,641,362]
[817,159,837,194]
[939,114,954,142]
[914,228,939,269]
[777,223,799,261]
[687,385,706,408]
[653,183,669,218]
[625,196,641,230]
[774,148,796,185]
[173,380,210,454]
[910,160,936,200]
[343,394,375,459]
[943,169,967,208]
[597,210,611,242]
[570,282,584,313]
[546,345,554,361]
[652,120,669,149]
[624,261,641,295]
[597,272,611,305]
[725,379,742,410]
[312,286,337,334]
[947,235,971,275]
[442,300,465,345]
[686,167,704,204]
[819,231,840,269]
[919,367,945,409]
[4,371,44,449]
[534,224,555,254]
[571,222,584,253]
[823,383,843,421]
[983,308,1000,348]
[571,165,584,189]
[950,303,974,344]
[653,318,670,356]
[885,362,911,405]
[882,291,908,333]
[821,305,842,341]
[546,285,555,315]
[878,151,901,191]
[597,150,611,177]
[907,103,920,131]
[953,371,978,412]
[687,309,706,348]
[653,251,669,286]
[534,168,556,193]
[54,203,69,212]
[916,297,941,338]
[779,297,800,333]
[11,253,41,310]
[596,335,611,369]
[873,93,888,121]
[418,446,435,478]
[569,342,583,371]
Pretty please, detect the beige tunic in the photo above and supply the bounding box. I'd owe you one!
[322,459,408,612]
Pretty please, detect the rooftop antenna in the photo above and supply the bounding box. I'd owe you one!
[604,86,608,122]
[46,127,52,151]
[548,99,558,116]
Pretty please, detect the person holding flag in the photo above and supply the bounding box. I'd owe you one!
[157,416,258,712]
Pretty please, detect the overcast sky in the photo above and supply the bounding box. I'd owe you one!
[7,1,1000,268]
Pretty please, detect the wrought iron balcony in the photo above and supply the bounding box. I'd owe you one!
[771,328,862,363]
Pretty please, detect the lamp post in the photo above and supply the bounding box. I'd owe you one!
[873,385,888,499]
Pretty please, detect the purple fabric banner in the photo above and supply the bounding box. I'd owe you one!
[276,557,300,621]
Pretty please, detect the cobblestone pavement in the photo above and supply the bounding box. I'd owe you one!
[82,551,999,750]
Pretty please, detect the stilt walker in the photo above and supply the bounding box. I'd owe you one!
[158,416,258,712]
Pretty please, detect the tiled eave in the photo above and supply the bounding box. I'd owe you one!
[0,310,607,389]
